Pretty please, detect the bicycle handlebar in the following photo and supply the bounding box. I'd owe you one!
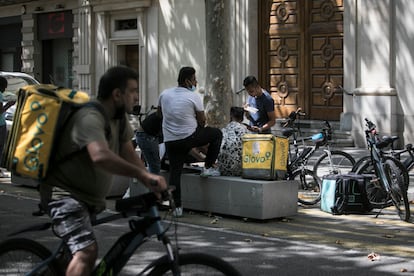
[365,118,376,132]
[115,187,175,215]
[283,107,306,127]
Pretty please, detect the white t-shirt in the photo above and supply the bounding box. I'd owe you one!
[158,86,204,142]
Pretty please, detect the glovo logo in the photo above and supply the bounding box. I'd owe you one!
[243,141,273,166]
[243,151,272,164]
[23,100,48,172]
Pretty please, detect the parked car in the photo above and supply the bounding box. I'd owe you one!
[0,72,40,130]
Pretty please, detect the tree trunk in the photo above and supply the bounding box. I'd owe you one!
[205,0,232,128]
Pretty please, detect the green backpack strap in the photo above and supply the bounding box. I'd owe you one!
[51,102,114,169]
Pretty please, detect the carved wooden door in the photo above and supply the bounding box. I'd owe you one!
[259,0,344,120]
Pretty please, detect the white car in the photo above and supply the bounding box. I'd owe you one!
[0,72,40,130]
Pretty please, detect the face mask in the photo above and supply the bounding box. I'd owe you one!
[188,85,196,92]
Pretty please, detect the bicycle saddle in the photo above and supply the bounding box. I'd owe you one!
[377,135,399,149]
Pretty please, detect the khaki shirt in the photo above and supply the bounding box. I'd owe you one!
[43,105,133,211]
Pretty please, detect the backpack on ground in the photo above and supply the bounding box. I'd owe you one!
[2,84,109,180]
[320,173,373,215]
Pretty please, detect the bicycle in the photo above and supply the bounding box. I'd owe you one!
[357,118,411,222]
[0,190,242,275]
[352,135,414,177]
[281,108,355,205]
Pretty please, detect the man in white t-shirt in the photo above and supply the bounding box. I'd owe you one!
[158,66,222,217]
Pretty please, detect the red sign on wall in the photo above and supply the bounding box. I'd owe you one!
[48,12,65,35]
[38,11,73,40]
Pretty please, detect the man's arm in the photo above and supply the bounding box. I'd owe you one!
[260,111,276,133]
[86,140,166,192]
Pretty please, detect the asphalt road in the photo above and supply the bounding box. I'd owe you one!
[1,181,414,276]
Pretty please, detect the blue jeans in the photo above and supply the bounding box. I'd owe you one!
[136,131,161,174]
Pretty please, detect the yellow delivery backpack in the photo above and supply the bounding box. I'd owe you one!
[2,84,91,180]
[241,134,289,180]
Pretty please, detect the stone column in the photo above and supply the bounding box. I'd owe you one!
[73,0,94,94]
[21,13,41,79]
[230,0,258,107]
[344,0,399,147]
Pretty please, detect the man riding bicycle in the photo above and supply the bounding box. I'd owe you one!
[40,66,167,275]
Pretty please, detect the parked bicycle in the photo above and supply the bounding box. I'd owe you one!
[356,118,410,221]
[352,135,414,176]
[0,190,241,275]
[281,108,355,205]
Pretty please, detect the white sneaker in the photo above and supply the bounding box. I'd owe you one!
[172,207,183,217]
[200,167,221,178]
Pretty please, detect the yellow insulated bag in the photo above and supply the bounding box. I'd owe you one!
[2,84,90,180]
[241,134,289,180]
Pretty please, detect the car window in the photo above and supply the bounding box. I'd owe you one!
[2,76,36,101]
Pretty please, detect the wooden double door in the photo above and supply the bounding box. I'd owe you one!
[259,0,344,120]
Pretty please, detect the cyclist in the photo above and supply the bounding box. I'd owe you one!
[242,75,275,134]
[40,66,167,275]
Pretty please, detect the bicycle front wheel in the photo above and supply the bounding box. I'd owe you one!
[313,151,355,183]
[384,158,411,222]
[0,238,63,275]
[148,252,241,276]
[357,156,410,209]
[290,168,321,205]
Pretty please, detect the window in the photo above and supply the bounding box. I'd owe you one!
[115,19,137,31]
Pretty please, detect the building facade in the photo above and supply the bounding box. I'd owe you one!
[0,0,413,146]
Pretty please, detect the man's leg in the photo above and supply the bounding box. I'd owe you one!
[48,197,98,275]
[67,243,98,276]
[165,140,190,208]
[192,127,223,168]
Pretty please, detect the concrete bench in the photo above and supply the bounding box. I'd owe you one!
[129,171,298,220]
[179,174,298,220]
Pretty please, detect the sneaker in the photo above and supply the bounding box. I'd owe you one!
[200,167,221,178]
[0,170,8,178]
[172,207,183,217]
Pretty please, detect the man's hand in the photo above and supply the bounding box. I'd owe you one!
[144,174,168,199]
[248,125,261,133]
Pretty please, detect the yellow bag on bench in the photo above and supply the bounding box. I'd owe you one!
[241,134,288,180]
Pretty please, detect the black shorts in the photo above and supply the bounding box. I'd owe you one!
[48,197,96,254]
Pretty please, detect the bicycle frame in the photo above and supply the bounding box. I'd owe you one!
[365,130,392,194]
[94,206,176,275]
[285,125,332,174]
[16,196,180,276]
